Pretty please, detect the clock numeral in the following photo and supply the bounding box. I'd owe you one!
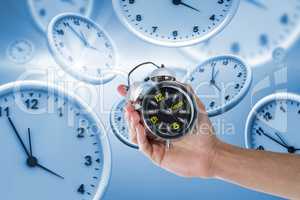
[84,155,93,166]
[217,0,224,4]
[256,146,265,151]
[56,29,64,35]
[136,15,142,22]
[263,112,273,121]
[0,106,9,117]
[25,99,39,110]
[74,19,80,26]
[209,14,216,21]
[152,26,158,33]
[193,26,199,33]
[77,127,85,138]
[77,184,85,194]
[172,31,178,37]
[128,0,135,4]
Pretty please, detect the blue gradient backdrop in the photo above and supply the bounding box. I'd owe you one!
[1,0,299,199]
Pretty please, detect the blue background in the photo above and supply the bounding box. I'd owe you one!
[1,0,300,199]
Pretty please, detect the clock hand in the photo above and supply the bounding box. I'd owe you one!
[257,127,288,148]
[7,117,30,157]
[67,25,88,46]
[244,0,267,10]
[36,163,64,179]
[172,0,200,13]
[275,132,289,147]
[28,128,33,156]
[61,0,75,5]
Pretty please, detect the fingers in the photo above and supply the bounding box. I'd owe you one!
[136,124,153,158]
[117,84,128,97]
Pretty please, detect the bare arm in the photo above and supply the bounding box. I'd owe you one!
[213,142,300,199]
[117,85,300,199]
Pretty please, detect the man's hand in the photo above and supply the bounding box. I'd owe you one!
[117,85,220,178]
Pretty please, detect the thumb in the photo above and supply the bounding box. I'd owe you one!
[117,84,128,97]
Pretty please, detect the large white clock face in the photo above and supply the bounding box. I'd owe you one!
[185,55,252,116]
[182,0,300,66]
[110,99,138,149]
[28,0,94,32]
[245,93,300,154]
[48,13,117,85]
[0,81,111,200]
[112,0,240,47]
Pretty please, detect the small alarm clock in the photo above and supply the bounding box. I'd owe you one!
[126,62,198,142]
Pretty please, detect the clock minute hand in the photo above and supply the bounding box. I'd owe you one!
[257,128,288,148]
[36,163,64,179]
[244,0,267,10]
[67,25,88,46]
[7,117,30,157]
[172,0,200,13]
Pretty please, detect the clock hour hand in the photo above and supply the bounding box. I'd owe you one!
[28,128,33,156]
[172,0,200,13]
[244,0,267,10]
[7,117,31,157]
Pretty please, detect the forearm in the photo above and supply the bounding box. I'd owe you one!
[212,142,300,199]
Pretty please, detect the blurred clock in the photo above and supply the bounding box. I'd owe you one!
[6,39,34,64]
[185,55,252,116]
[182,0,300,66]
[245,93,300,154]
[113,0,240,47]
[28,0,94,32]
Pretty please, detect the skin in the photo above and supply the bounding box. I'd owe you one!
[117,85,300,199]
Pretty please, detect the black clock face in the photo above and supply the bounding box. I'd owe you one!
[141,84,196,139]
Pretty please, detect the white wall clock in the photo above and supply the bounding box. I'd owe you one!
[0,81,111,199]
[28,0,94,32]
[245,93,300,154]
[48,13,117,85]
[112,0,240,47]
[110,99,139,149]
[185,55,252,116]
[6,39,34,64]
[182,0,300,66]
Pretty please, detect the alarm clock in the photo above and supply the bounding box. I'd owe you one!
[0,81,111,200]
[185,55,252,116]
[127,63,198,141]
[112,0,240,47]
[245,93,300,154]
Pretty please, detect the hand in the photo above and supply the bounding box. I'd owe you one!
[117,85,220,178]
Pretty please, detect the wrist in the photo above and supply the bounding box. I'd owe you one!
[210,140,233,179]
